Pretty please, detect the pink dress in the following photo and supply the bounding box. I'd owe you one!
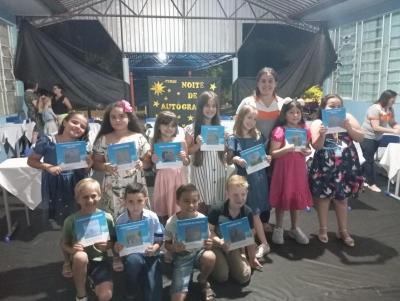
[269,126,313,210]
[152,139,186,217]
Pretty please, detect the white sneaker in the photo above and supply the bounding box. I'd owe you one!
[288,227,309,245]
[255,242,270,258]
[272,227,284,245]
[368,184,381,193]
[76,297,88,301]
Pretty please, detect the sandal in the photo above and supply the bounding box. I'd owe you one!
[112,257,124,272]
[62,262,72,278]
[199,281,216,301]
[318,227,328,244]
[337,230,355,247]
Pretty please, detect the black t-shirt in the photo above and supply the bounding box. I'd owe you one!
[208,200,254,237]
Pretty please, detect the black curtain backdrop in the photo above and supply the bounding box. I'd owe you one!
[14,21,129,109]
[234,24,337,105]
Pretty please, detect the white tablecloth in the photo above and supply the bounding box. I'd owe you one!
[0,122,35,147]
[379,143,400,180]
[0,158,42,210]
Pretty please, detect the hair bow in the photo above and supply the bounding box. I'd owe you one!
[282,97,292,105]
[119,99,133,113]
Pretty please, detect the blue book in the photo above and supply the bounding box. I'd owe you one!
[116,219,152,256]
[285,128,307,151]
[321,107,347,133]
[240,144,269,174]
[154,142,182,169]
[56,141,87,170]
[74,211,110,247]
[219,217,254,251]
[200,125,225,151]
[176,217,209,250]
[107,142,137,170]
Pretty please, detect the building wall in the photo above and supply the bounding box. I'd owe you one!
[325,9,400,102]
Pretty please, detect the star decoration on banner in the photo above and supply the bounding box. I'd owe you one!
[177,92,181,96]
[153,100,160,107]
[168,89,171,93]
[177,115,181,119]
[164,97,168,100]
[150,81,166,96]
[209,83,217,91]
[187,114,194,122]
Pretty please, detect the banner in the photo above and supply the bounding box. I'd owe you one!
[148,76,220,127]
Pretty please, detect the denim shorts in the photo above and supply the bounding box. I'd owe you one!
[87,260,112,289]
[170,250,204,294]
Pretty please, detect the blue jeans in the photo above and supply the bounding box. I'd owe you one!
[360,138,380,185]
[123,253,162,301]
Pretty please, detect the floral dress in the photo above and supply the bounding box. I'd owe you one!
[93,133,150,217]
[309,132,364,200]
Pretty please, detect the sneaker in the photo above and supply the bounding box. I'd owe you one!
[363,182,369,188]
[288,227,309,245]
[76,296,88,301]
[255,242,270,258]
[368,184,381,193]
[272,227,284,245]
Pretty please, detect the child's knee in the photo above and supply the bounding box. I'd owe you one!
[201,250,216,266]
[95,282,113,301]
[72,251,88,266]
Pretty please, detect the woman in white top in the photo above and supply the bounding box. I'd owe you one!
[360,90,400,192]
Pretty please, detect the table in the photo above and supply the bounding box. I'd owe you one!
[0,158,42,241]
[379,143,400,201]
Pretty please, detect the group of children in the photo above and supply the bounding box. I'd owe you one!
[26,87,363,300]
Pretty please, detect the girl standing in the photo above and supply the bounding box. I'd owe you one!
[39,93,59,135]
[27,111,92,279]
[269,99,313,245]
[185,91,226,213]
[151,111,190,222]
[27,111,91,224]
[309,94,364,247]
[227,104,271,258]
[93,100,151,218]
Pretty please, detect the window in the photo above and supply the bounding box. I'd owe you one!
[0,21,17,116]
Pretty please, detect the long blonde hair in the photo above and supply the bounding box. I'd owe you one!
[233,105,260,139]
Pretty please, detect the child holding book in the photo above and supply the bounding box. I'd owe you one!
[227,104,271,258]
[114,183,164,301]
[93,100,152,218]
[269,98,313,245]
[309,94,364,247]
[164,184,216,301]
[28,111,92,278]
[208,175,262,284]
[61,178,114,301]
[151,111,190,222]
[184,91,226,213]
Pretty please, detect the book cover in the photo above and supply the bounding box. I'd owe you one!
[200,125,225,151]
[107,142,138,170]
[56,141,88,170]
[219,217,254,251]
[74,211,110,247]
[285,128,307,151]
[240,143,269,174]
[321,107,347,133]
[116,219,153,256]
[176,217,209,250]
[154,142,182,169]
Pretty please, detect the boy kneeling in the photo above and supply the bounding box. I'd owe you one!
[208,175,262,284]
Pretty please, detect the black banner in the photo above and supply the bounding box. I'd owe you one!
[148,76,220,127]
